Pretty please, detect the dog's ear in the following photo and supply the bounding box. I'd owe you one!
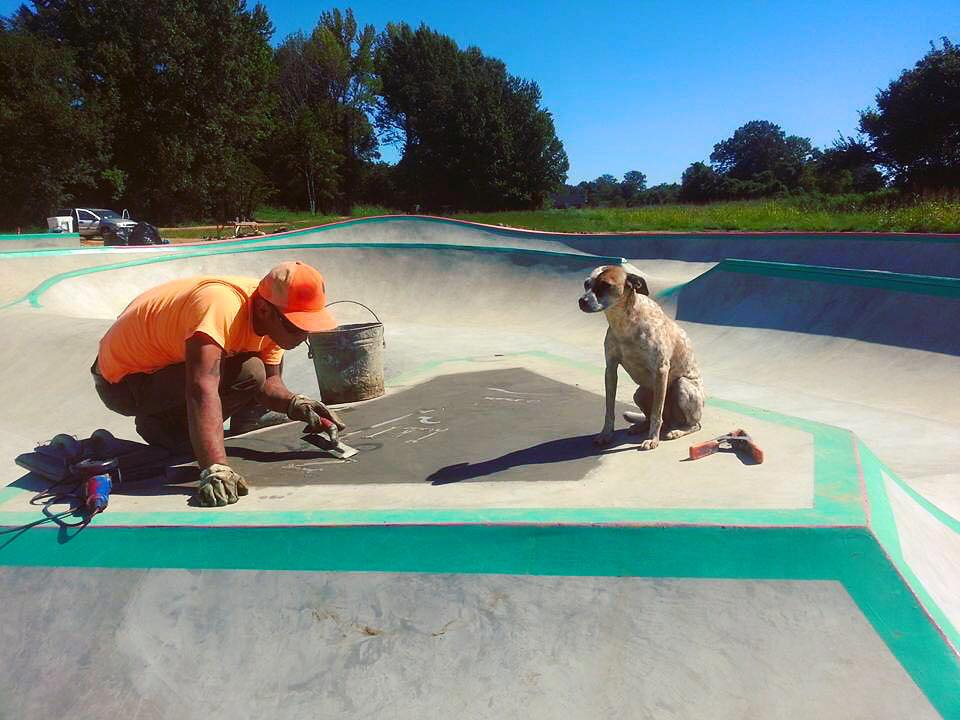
[626,274,649,296]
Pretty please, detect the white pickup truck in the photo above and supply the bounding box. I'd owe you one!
[47,208,136,238]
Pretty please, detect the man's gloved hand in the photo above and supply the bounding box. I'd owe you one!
[197,463,249,507]
[287,393,346,433]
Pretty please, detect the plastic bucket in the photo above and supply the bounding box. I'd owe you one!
[307,301,385,404]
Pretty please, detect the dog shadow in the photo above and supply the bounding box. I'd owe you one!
[425,429,638,486]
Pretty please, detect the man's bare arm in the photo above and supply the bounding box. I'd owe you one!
[258,362,295,412]
[185,335,227,468]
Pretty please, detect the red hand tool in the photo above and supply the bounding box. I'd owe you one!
[689,429,764,464]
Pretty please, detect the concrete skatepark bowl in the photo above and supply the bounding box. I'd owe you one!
[0,217,958,718]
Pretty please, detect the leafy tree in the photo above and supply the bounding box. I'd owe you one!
[679,162,721,201]
[638,183,680,205]
[376,22,568,211]
[621,170,647,204]
[12,0,277,223]
[591,174,623,206]
[816,135,885,194]
[356,161,398,207]
[305,9,379,211]
[0,28,105,226]
[859,38,960,189]
[710,120,814,190]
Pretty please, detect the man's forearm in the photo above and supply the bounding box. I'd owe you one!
[186,383,227,468]
[257,375,295,413]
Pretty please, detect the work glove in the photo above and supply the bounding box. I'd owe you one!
[197,463,249,507]
[287,393,346,434]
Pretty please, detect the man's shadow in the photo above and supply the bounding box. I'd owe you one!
[425,429,638,485]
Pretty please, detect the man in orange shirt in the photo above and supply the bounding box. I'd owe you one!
[91,261,345,507]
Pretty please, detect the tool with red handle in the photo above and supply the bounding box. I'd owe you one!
[689,429,763,464]
[301,416,358,459]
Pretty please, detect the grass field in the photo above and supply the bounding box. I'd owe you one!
[158,206,393,240]
[6,199,959,237]
[454,199,960,234]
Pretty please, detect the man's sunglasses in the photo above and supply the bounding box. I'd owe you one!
[273,303,306,335]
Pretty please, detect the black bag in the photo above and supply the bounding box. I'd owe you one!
[129,222,166,245]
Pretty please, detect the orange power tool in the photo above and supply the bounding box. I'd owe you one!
[689,429,764,464]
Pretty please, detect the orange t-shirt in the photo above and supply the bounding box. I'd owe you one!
[97,276,284,383]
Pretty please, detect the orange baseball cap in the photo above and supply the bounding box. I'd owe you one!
[257,261,337,332]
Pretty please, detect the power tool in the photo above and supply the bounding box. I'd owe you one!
[72,457,122,516]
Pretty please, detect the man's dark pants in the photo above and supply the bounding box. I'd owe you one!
[91,354,266,452]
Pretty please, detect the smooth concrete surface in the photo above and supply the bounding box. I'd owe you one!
[1,217,958,718]
[0,567,940,720]
[1,367,812,516]
[678,260,960,354]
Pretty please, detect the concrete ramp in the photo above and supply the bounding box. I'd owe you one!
[0,217,957,718]
[677,259,960,355]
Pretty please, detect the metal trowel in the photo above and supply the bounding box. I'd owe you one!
[301,417,358,459]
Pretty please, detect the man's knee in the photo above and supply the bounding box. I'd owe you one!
[228,355,267,395]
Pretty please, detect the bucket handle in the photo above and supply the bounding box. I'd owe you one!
[306,300,385,359]
[323,300,382,325]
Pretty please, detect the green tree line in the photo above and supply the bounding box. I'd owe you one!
[555,38,959,208]
[0,2,568,226]
[1,2,956,225]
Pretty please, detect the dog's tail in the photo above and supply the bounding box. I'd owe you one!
[623,411,647,425]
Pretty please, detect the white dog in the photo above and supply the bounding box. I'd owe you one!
[579,264,704,450]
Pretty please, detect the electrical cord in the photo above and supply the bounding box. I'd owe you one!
[0,478,97,537]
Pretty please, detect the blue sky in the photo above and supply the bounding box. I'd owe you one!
[4,1,958,185]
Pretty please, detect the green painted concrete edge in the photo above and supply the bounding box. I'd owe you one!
[0,233,80,242]
[859,440,960,655]
[0,241,624,311]
[0,215,572,258]
[718,258,960,297]
[0,524,956,716]
[4,213,960,253]
[868,446,960,531]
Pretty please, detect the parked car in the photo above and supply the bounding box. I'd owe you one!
[48,208,133,238]
[46,208,166,245]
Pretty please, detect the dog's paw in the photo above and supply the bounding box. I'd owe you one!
[627,422,651,435]
[663,423,701,441]
[594,431,614,447]
[638,437,660,451]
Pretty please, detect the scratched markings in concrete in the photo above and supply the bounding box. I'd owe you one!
[224,368,634,487]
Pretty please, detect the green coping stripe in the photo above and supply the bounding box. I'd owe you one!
[0,233,81,242]
[0,215,575,259]
[705,396,865,526]
[718,258,960,297]
[0,524,957,715]
[0,242,623,310]
[858,440,960,655]
[869,445,960,531]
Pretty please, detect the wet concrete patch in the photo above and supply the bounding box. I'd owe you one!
[226,368,638,487]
